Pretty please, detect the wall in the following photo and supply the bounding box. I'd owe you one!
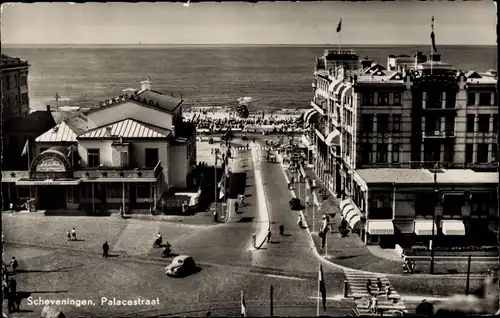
[77,140,114,167]
[86,102,172,131]
[169,144,187,188]
[1,66,30,124]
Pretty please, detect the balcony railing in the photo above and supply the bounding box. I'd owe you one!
[311,97,328,115]
[422,130,455,138]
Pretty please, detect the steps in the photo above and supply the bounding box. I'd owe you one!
[344,270,407,316]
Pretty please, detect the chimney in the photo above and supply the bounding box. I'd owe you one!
[140,76,152,91]
[360,57,373,69]
[46,105,51,112]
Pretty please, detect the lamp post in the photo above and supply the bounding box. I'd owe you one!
[430,163,438,274]
[214,148,220,218]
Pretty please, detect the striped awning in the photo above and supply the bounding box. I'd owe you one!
[341,200,363,230]
[441,220,466,236]
[414,220,437,236]
[304,108,320,128]
[367,220,394,235]
[340,199,351,215]
[325,130,340,147]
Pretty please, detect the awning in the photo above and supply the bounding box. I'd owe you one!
[441,220,466,236]
[414,220,437,236]
[16,178,82,186]
[304,108,320,128]
[345,208,358,222]
[348,215,363,230]
[340,199,350,212]
[82,178,157,183]
[367,220,395,235]
[325,130,340,147]
[394,220,414,234]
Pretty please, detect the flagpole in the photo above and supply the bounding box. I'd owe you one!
[27,138,32,200]
[317,262,321,317]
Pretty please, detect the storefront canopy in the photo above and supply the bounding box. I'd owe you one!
[414,220,437,236]
[441,220,466,236]
[340,199,364,229]
[304,108,320,128]
[16,178,82,186]
[367,220,394,235]
[325,130,340,147]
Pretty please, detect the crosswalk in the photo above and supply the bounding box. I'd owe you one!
[344,270,407,316]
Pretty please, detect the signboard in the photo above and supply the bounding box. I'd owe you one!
[36,158,66,172]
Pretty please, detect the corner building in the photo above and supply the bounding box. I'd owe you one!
[302,49,498,247]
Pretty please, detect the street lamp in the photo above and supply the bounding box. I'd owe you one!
[430,163,439,274]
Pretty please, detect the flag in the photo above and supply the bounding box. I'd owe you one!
[219,187,225,200]
[336,18,342,33]
[67,145,73,157]
[241,290,247,317]
[319,263,327,312]
[21,140,28,156]
[430,16,438,53]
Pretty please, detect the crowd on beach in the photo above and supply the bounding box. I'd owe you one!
[185,108,305,132]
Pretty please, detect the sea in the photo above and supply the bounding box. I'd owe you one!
[2,44,497,112]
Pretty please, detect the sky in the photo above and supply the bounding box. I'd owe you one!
[1,2,496,45]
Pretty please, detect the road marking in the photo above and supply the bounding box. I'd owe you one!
[400,295,448,302]
[249,146,270,251]
[264,273,307,281]
[309,295,346,301]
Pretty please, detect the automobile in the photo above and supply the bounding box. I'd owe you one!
[165,255,196,277]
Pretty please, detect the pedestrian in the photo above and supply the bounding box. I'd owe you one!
[9,278,16,296]
[376,278,383,294]
[71,227,77,241]
[119,206,124,218]
[287,181,292,190]
[103,241,109,258]
[67,229,71,241]
[2,232,5,244]
[366,279,372,295]
[10,202,14,214]
[10,257,18,273]
[267,229,272,243]
[8,278,17,312]
[279,224,285,235]
[385,283,391,298]
[234,201,239,213]
[369,295,378,316]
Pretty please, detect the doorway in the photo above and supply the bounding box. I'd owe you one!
[37,186,67,210]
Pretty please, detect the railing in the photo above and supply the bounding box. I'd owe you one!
[74,169,156,179]
[422,131,455,138]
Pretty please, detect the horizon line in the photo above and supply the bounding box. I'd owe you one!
[2,43,495,47]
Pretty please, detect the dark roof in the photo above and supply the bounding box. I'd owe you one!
[135,89,183,112]
[1,54,29,69]
[4,111,56,134]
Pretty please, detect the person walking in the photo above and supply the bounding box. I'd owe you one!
[10,202,14,214]
[71,227,77,241]
[10,257,18,273]
[279,224,285,236]
[102,241,109,258]
[67,230,71,241]
[376,278,383,294]
[368,295,378,316]
[267,229,272,243]
[8,278,17,313]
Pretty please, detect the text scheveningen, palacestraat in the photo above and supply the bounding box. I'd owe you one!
[27,297,96,307]
[101,297,161,306]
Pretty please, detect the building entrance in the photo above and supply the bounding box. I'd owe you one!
[37,186,67,210]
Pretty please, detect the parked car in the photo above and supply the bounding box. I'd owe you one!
[165,255,196,277]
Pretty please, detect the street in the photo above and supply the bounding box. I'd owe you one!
[2,136,353,317]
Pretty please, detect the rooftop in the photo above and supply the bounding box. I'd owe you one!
[135,89,183,112]
[356,168,498,185]
[1,54,29,69]
[78,118,171,139]
[4,111,56,134]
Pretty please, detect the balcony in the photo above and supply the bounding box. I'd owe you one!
[423,103,458,111]
[422,130,455,138]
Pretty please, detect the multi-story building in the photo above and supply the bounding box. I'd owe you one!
[1,54,30,123]
[1,78,197,213]
[302,49,498,247]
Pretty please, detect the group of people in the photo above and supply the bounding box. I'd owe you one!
[403,258,416,274]
[366,278,393,316]
[195,115,302,132]
[66,227,77,241]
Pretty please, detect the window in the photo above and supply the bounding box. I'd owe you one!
[107,184,124,198]
[494,92,498,106]
[465,144,473,163]
[492,144,498,163]
[479,92,491,106]
[361,143,372,164]
[21,93,28,105]
[392,115,401,132]
[493,115,498,133]
[87,149,100,167]
[378,92,389,105]
[361,114,373,133]
[478,114,490,133]
[393,92,402,106]
[120,151,129,167]
[376,143,388,163]
[477,143,489,163]
[5,75,10,90]
[467,92,476,106]
[145,148,159,167]
[392,144,400,163]
[362,92,374,105]
[21,75,27,86]
[466,114,475,132]
[377,114,389,133]
[445,91,456,109]
[13,75,17,88]
[427,90,442,108]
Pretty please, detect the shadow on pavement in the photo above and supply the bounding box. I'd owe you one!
[238,217,254,223]
[44,210,112,217]
[169,266,203,278]
[227,172,247,198]
[24,290,67,294]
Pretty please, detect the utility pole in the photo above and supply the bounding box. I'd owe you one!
[430,163,438,274]
[465,253,471,295]
[270,285,274,317]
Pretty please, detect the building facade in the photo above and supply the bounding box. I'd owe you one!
[302,49,498,246]
[1,54,30,124]
[2,79,197,213]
